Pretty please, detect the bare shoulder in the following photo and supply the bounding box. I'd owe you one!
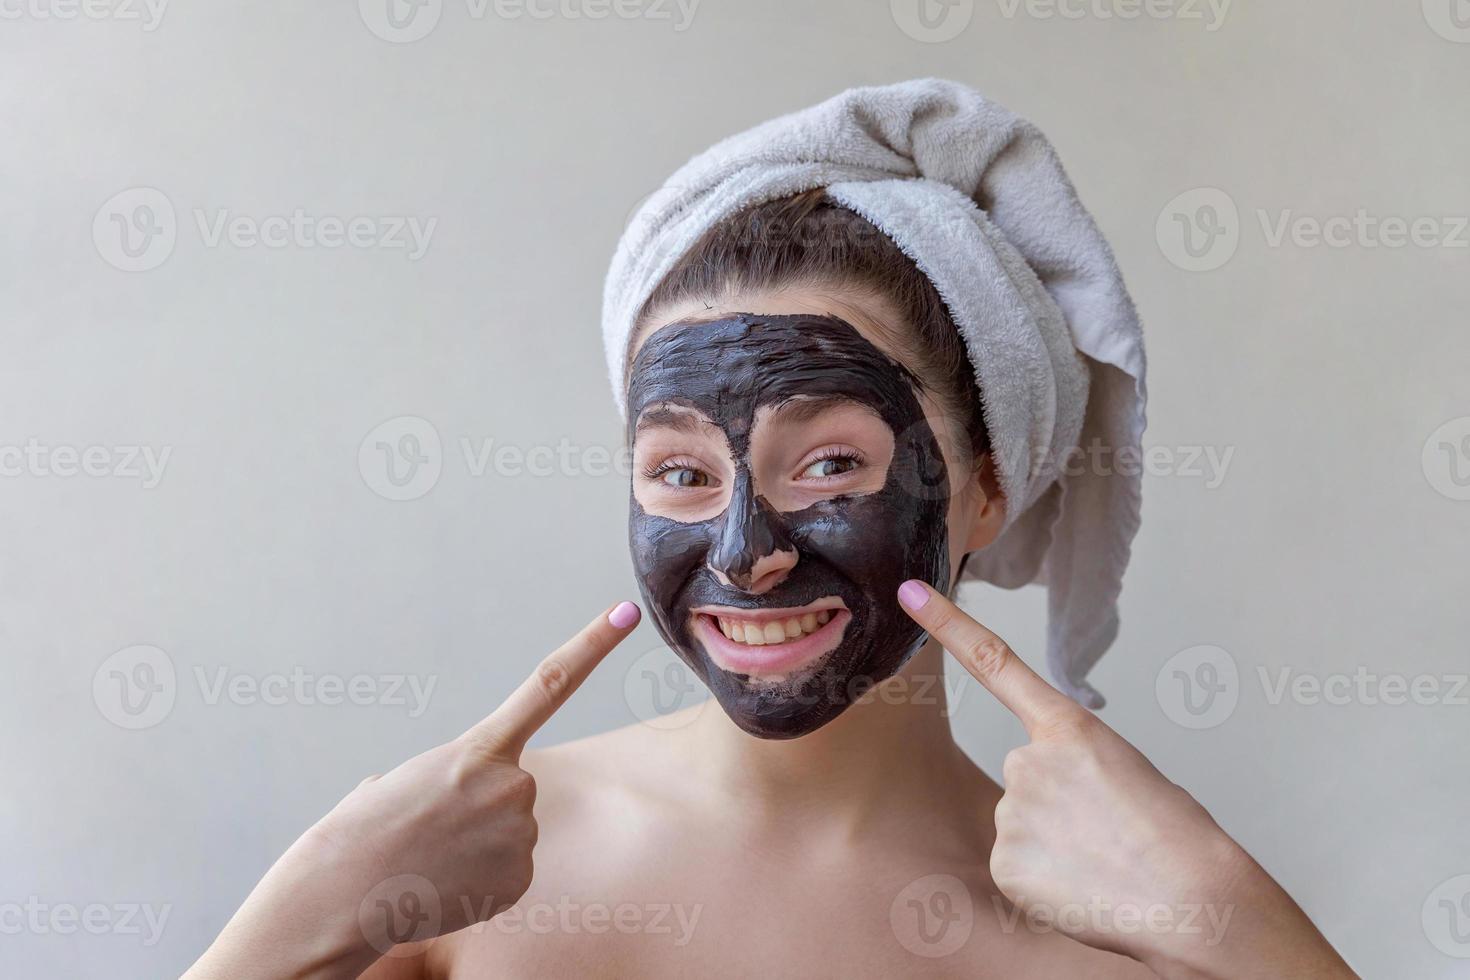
[520,711,697,817]
[428,716,697,976]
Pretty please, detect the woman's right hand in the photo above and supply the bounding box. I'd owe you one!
[185,600,641,980]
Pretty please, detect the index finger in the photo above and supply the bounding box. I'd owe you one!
[896,580,1077,736]
[463,600,641,759]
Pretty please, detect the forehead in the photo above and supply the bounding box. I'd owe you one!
[626,314,921,429]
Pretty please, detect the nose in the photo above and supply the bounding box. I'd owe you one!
[708,468,798,594]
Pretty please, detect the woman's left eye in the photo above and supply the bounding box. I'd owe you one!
[799,453,861,480]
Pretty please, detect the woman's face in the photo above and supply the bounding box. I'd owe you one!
[626,287,989,739]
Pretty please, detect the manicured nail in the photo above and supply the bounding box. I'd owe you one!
[609,601,641,629]
[898,580,930,611]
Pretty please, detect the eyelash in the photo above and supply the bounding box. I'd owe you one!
[642,447,867,489]
[643,456,713,486]
[798,447,866,482]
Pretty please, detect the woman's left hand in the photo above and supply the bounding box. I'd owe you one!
[896,580,1356,980]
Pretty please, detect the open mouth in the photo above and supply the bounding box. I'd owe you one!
[690,599,851,680]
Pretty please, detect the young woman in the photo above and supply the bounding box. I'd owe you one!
[186,86,1356,978]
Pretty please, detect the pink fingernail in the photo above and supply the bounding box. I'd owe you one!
[609,601,641,629]
[898,580,930,611]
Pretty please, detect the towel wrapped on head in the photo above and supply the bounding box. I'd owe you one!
[602,78,1147,708]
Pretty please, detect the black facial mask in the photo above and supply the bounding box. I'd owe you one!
[626,314,951,739]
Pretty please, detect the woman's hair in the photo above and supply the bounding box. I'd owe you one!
[634,188,991,470]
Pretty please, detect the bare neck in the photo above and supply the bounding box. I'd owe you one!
[683,640,990,836]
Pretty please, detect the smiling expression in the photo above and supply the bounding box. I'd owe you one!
[626,313,951,739]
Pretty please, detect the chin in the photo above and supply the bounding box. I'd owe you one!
[697,641,925,740]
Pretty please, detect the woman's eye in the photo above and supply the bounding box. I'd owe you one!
[660,466,710,488]
[800,455,860,479]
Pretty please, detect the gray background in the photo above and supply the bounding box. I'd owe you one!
[4,1,1468,976]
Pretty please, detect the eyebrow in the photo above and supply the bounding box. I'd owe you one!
[634,405,721,437]
[764,394,881,427]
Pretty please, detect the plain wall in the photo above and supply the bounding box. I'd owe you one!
[3,1,1468,976]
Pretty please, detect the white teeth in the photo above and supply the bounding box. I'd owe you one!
[711,610,840,646]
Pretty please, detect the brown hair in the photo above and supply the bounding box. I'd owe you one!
[634,189,991,469]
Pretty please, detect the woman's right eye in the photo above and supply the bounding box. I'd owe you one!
[660,466,710,488]
[641,456,716,489]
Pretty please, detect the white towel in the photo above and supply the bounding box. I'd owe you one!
[602,78,1147,709]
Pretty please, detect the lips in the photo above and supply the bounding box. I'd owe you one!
[692,601,851,679]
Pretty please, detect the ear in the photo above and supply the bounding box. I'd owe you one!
[960,453,1007,554]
